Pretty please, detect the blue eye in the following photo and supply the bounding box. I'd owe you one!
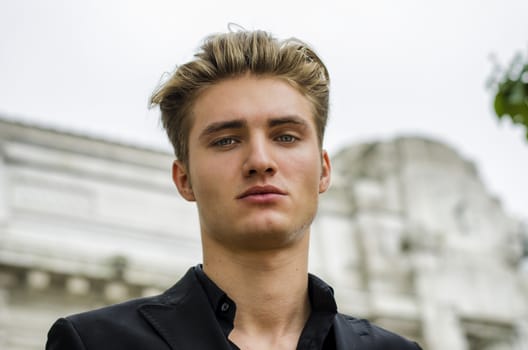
[276,135,297,143]
[213,137,237,147]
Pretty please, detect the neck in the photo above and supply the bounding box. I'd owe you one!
[202,232,311,344]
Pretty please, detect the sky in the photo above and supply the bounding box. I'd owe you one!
[1,0,527,220]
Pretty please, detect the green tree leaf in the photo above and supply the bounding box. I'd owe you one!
[490,55,528,141]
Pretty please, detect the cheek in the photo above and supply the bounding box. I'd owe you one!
[283,153,322,188]
[189,158,235,200]
[192,171,213,195]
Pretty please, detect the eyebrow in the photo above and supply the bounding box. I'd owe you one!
[268,116,308,128]
[199,115,308,140]
[199,119,247,139]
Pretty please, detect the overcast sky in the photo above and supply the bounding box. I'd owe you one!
[1,0,527,220]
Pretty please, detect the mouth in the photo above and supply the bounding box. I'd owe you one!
[237,185,287,199]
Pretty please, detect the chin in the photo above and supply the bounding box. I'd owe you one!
[230,223,309,251]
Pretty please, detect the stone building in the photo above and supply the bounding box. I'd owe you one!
[311,138,528,349]
[0,116,527,349]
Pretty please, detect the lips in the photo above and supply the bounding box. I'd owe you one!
[237,185,287,199]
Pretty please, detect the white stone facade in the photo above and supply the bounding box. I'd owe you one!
[0,117,527,349]
[0,117,201,349]
[311,138,528,349]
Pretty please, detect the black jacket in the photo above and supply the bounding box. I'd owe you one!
[46,268,422,349]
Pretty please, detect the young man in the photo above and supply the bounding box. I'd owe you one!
[46,30,422,350]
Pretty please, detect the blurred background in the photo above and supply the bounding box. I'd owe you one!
[0,1,527,349]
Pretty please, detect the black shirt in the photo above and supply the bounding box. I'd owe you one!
[46,265,423,349]
[194,265,337,350]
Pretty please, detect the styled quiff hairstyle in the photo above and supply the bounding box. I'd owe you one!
[150,29,330,164]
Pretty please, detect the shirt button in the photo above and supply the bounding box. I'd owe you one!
[221,302,230,312]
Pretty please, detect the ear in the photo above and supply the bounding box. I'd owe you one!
[172,160,196,201]
[319,150,331,194]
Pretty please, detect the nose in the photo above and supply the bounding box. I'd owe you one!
[242,136,277,177]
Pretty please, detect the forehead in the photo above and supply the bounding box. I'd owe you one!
[189,75,315,133]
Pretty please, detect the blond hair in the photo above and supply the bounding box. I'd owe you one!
[150,30,330,164]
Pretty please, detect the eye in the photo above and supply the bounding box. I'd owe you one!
[212,137,238,147]
[275,134,297,143]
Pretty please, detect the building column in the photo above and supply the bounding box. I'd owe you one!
[0,151,8,224]
[515,318,528,350]
[415,268,468,350]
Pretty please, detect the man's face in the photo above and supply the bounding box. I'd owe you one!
[173,74,331,251]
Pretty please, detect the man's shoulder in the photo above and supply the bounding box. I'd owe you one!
[46,294,170,350]
[66,293,164,325]
[46,268,201,350]
[65,268,198,326]
[335,313,422,350]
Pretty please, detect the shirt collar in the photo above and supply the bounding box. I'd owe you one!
[194,264,337,317]
[307,273,338,314]
[194,265,237,328]
[193,264,338,349]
